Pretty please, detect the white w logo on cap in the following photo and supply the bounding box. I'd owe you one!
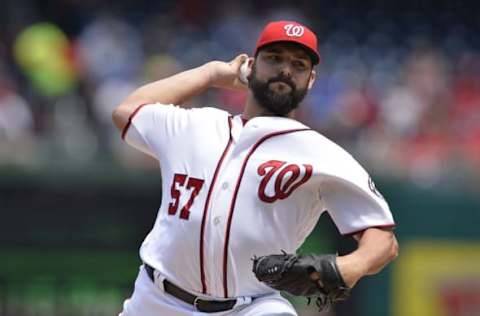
[284,24,304,37]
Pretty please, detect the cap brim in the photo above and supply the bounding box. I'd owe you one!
[255,40,320,65]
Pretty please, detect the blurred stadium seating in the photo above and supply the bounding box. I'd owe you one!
[1,1,479,315]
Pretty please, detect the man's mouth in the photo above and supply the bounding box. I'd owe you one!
[269,81,293,92]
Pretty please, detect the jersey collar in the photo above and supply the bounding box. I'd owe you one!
[231,114,308,144]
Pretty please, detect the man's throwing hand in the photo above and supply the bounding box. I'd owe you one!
[206,54,250,91]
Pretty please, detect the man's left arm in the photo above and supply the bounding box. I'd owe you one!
[252,227,398,310]
[335,227,399,288]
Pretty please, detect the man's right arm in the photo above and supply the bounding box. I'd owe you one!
[112,54,248,132]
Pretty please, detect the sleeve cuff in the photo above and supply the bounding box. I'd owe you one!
[342,223,396,236]
[121,103,150,141]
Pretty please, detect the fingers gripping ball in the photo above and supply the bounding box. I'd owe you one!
[239,59,250,84]
[252,252,351,311]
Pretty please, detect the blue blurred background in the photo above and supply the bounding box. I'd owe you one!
[1,0,480,315]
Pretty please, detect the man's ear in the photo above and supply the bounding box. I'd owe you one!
[307,69,316,90]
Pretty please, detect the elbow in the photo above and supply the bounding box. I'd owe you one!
[368,236,398,275]
[112,93,153,132]
[111,91,143,132]
[360,230,399,276]
[112,106,125,131]
[388,234,399,263]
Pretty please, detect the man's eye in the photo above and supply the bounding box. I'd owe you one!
[267,55,280,62]
[293,61,307,69]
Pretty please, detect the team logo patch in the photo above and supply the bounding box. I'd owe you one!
[284,24,305,37]
[257,160,313,203]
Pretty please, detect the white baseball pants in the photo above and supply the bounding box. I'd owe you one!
[119,265,297,316]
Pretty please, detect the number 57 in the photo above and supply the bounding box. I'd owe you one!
[168,173,204,220]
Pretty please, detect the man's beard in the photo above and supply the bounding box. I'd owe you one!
[248,64,308,116]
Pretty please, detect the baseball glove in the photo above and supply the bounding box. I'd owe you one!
[252,251,350,311]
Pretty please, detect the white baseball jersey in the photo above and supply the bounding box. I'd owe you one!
[123,103,395,300]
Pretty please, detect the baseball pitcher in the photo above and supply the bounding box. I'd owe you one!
[113,20,398,315]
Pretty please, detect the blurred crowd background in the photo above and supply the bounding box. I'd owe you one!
[1,1,480,316]
[2,0,480,186]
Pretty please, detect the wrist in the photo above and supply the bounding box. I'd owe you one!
[202,61,221,88]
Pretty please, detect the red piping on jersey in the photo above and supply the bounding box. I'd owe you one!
[343,223,396,236]
[240,116,249,126]
[121,103,150,140]
[222,127,312,298]
[199,116,234,294]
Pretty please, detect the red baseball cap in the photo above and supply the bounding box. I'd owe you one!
[254,21,320,65]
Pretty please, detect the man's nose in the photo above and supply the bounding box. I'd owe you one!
[279,63,293,78]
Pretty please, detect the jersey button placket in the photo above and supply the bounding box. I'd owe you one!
[215,153,246,297]
[210,121,246,296]
[207,156,235,295]
[211,152,243,296]
[208,189,227,294]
